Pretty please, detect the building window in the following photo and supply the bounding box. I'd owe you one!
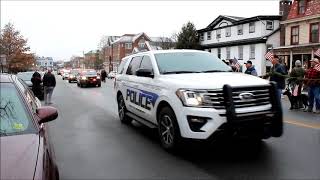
[225,27,231,37]
[125,43,132,49]
[216,29,221,39]
[217,48,221,59]
[226,47,231,59]
[200,33,204,41]
[266,21,274,30]
[207,31,211,40]
[249,22,255,33]
[310,23,319,43]
[138,42,145,48]
[291,26,299,45]
[237,25,243,35]
[298,0,305,15]
[250,45,255,59]
[238,46,243,60]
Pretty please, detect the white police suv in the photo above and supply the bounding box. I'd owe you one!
[115,50,283,151]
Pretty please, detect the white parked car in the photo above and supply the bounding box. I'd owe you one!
[107,71,117,79]
[62,70,70,80]
[114,50,283,151]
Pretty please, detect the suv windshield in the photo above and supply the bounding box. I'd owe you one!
[155,52,231,74]
[0,83,36,136]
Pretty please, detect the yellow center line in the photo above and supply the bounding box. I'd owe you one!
[284,118,320,129]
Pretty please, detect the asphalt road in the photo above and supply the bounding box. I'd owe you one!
[46,76,320,180]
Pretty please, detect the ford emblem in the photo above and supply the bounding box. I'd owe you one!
[239,92,254,100]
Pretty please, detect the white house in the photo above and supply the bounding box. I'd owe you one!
[198,15,281,75]
[36,56,54,69]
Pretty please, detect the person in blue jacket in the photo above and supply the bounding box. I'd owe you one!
[244,61,258,76]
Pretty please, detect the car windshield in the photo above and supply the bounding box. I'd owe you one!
[70,70,79,75]
[16,72,34,81]
[0,83,36,136]
[155,52,232,74]
[84,70,97,76]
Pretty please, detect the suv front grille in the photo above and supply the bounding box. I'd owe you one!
[203,86,271,110]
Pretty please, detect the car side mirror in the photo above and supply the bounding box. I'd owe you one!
[136,68,154,78]
[36,106,58,124]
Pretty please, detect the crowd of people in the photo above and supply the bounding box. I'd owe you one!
[224,56,320,114]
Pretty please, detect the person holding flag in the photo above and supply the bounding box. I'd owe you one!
[266,54,287,101]
[304,58,320,114]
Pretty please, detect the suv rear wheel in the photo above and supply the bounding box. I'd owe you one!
[158,107,182,151]
[117,94,131,124]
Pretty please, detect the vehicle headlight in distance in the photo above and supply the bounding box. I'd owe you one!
[70,75,74,78]
[97,76,101,79]
[176,89,208,107]
[81,76,86,80]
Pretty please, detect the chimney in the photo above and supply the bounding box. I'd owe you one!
[279,0,292,20]
[279,0,292,46]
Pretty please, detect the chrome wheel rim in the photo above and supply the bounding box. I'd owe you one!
[118,97,125,120]
[160,115,174,145]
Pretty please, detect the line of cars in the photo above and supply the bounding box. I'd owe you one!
[58,68,101,87]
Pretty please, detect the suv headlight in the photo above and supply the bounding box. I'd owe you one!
[176,89,208,107]
[97,76,100,79]
[81,76,86,80]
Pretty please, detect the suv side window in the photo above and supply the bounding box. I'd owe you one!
[140,55,153,71]
[118,57,128,74]
[126,56,142,75]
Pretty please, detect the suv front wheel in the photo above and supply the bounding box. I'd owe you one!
[117,94,131,124]
[158,107,182,151]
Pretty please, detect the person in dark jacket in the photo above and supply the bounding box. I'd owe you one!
[244,60,258,76]
[101,69,107,82]
[43,69,56,105]
[289,60,305,109]
[269,55,287,101]
[31,71,43,100]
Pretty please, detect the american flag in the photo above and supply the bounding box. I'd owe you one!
[314,64,320,72]
[314,48,320,57]
[265,51,274,62]
[231,57,241,71]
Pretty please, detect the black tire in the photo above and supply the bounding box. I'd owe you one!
[117,94,131,124]
[98,84,101,87]
[157,106,182,151]
[69,80,71,83]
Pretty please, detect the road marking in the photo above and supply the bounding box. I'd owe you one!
[284,119,320,129]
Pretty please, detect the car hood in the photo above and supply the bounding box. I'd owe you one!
[24,80,32,87]
[158,72,269,89]
[0,134,39,180]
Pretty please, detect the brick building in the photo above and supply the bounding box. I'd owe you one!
[274,0,320,70]
[104,32,172,72]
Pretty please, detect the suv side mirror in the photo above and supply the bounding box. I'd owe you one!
[136,68,154,78]
[36,106,58,124]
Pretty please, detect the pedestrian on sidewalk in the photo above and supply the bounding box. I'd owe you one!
[304,58,320,113]
[289,60,305,109]
[244,60,258,76]
[269,55,287,101]
[31,71,43,100]
[101,69,107,83]
[43,69,56,105]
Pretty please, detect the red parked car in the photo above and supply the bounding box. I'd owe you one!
[0,74,59,180]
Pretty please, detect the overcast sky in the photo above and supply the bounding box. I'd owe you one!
[1,0,279,61]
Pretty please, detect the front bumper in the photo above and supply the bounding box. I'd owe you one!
[175,82,283,140]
